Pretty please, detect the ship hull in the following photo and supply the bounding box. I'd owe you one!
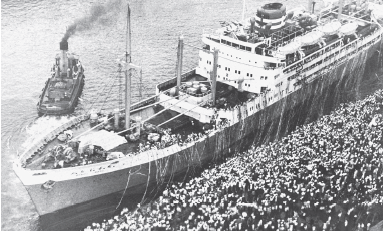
[15,39,381,226]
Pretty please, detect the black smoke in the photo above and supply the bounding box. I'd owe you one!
[62,0,124,43]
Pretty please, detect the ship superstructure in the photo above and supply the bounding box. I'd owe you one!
[157,0,382,125]
[13,0,382,219]
[196,0,382,106]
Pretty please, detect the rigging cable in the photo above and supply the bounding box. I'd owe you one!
[99,71,120,112]
[84,70,120,114]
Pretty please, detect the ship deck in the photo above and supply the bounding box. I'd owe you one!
[38,75,84,114]
[26,73,249,170]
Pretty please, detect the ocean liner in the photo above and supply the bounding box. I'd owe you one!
[37,40,85,115]
[14,0,382,217]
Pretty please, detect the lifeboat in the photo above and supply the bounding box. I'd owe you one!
[299,30,324,46]
[339,22,358,36]
[368,2,383,20]
[277,41,302,54]
[318,21,341,35]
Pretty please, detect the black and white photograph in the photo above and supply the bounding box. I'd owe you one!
[1,0,383,230]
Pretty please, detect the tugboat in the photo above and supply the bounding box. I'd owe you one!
[37,40,85,116]
[14,0,382,218]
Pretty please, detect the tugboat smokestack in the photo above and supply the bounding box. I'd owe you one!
[59,40,69,78]
[60,40,69,51]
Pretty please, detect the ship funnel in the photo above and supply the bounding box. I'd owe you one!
[250,17,256,34]
[60,40,68,50]
[59,40,69,78]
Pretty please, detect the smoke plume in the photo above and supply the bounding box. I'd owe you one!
[62,0,123,42]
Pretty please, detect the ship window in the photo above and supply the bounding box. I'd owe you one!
[210,38,220,43]
[232,43,239,48]
[246,47,251,51]
[247,73,249,77]
[248,84,250,87]
[250,74,253,77]
[234,81,237,83]
[238,71,240,74]
[225,67,227,70]
[265,76,268,80]
[240,45,246,50]
[260,76,264,80]
[235,70,237,74]
[226,41,231,46]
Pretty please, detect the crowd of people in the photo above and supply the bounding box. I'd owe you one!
[85,90,382,231]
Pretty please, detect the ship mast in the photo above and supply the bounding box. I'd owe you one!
[241,0,246,23]
[125,5,132,129]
